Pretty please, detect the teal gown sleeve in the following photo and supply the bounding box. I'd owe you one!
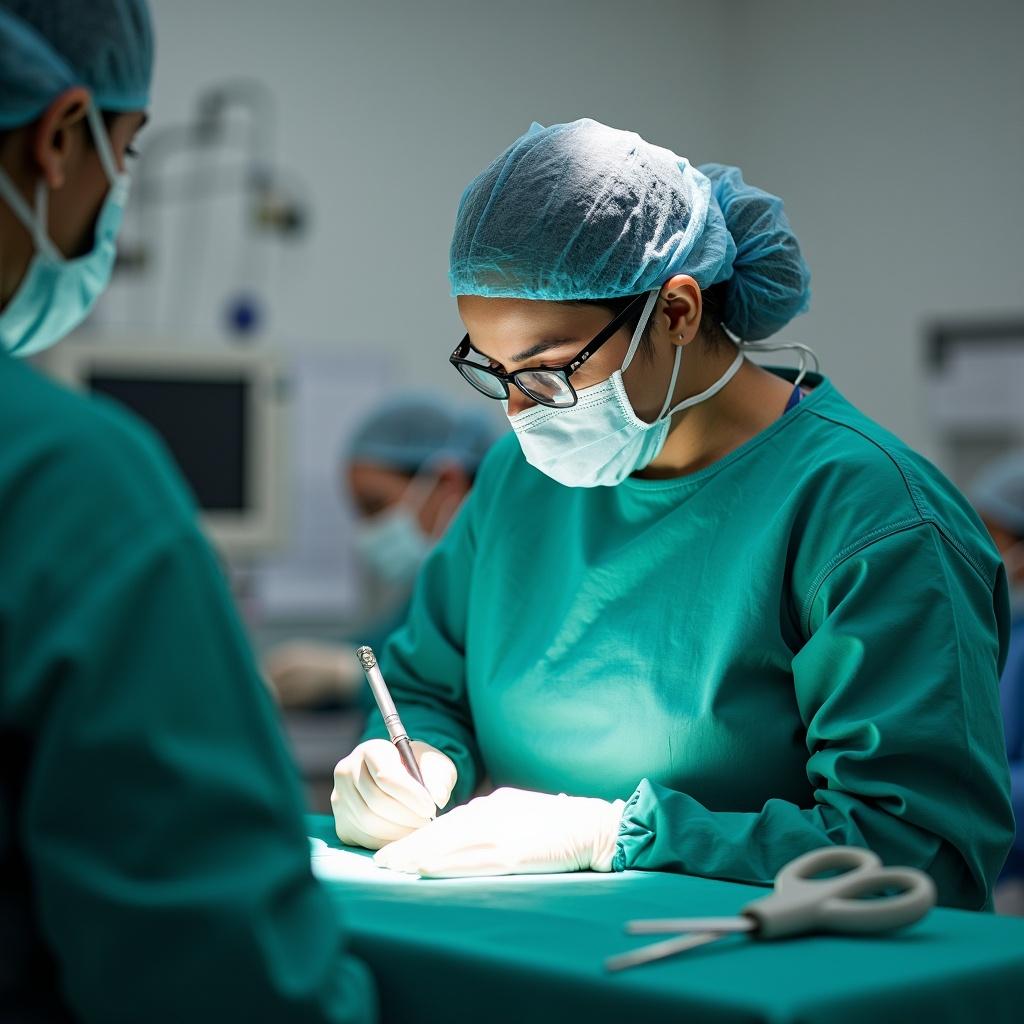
[21,424,376,1021]
[360,493,484,808]
[615,523,1014,910]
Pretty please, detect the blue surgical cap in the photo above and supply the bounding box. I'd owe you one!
[0,0,153,129]
[971,451,1024,537]
[450,118,811,341]
[347,394,501,477]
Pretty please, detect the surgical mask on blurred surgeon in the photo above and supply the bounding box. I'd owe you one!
[508,290,744,488]
[354,506,432,588]
[0,104,129,357]
[353,468,453,588]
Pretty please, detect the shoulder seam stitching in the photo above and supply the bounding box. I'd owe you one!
[801,519,995,635]
[806,408,929,518]
[805,408,993,586]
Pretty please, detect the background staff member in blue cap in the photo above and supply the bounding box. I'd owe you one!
[266,394,499,709]
[0,2,373,1019]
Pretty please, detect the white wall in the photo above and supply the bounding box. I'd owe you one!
[99,0,1023,459]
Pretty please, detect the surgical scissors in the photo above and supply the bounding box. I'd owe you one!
[605,846,936,972]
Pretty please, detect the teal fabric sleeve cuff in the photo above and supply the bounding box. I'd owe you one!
[613,779,658,872]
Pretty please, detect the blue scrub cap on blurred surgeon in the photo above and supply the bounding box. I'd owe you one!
[971,451,1024,537]
[0,0,153,129]
[449,118,811,341]
[347,394,500,476]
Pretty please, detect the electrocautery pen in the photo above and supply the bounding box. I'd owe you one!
[355,645,434,818]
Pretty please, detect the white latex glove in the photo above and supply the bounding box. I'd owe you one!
[331,739,457,851]
[263,641,361,708]
[373,787,626,877]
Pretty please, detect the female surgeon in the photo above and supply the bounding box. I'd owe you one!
[331,118,1014,910]
[0,2,372,1020]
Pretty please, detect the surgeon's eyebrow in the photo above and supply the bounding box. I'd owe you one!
[467,335,580,369]
[509,338,579,363]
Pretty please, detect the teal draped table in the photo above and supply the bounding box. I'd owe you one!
[307,815,1024,1023]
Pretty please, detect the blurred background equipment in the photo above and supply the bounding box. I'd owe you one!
[116,77,308,339]
[44,343,286,555]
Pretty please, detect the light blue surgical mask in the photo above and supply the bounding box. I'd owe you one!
[0,104,129,357]
[353,505,433,589]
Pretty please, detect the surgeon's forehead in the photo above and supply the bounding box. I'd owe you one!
[457,295,608,344]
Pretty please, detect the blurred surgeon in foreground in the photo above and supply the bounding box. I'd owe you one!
[265,395,499,709]
[0,2,373,1020]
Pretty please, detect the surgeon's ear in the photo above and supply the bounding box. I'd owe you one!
[32,87,92,190]
[657,275,702,349]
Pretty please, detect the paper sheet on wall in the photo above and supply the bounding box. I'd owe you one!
[927,342,1024,429]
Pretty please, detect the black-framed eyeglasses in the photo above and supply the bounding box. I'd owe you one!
[449,292,650,409]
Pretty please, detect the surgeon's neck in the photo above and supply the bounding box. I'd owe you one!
[634,345,796,480]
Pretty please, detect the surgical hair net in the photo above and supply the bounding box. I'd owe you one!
[0,0,153,129]
[970,451,1024,537]
[347,394,501,477]
[449,118,811,341]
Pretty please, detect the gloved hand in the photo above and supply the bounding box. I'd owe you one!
[373,787,626,877]
[331,739,457,851]
[263,641,361,708]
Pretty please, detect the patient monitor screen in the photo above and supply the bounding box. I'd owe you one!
[89,375,249,512]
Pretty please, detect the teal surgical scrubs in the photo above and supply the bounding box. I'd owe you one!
[0,350,374,1022]
[364,371,1014,910]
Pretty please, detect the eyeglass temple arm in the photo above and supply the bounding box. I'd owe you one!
[564,292,651,378]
